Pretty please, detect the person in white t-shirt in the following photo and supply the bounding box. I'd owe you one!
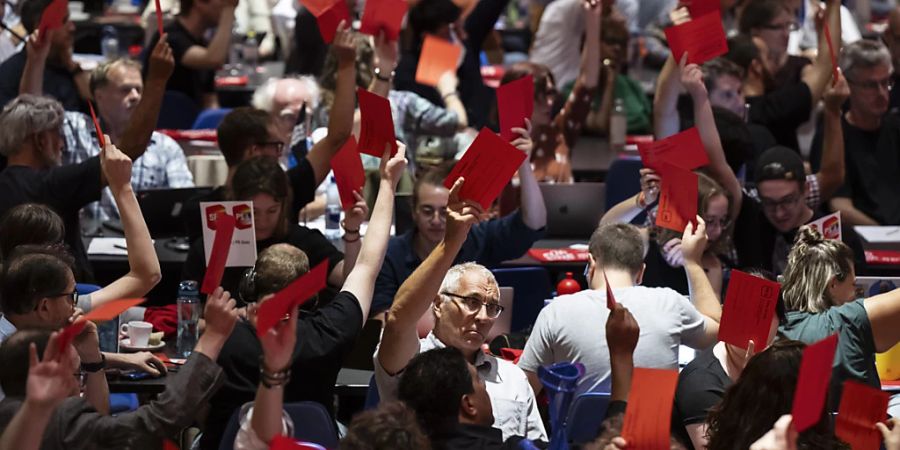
[518,220,722,397]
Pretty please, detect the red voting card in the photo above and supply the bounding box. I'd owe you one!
[83,298,146,322]
[664,12,728,65]
[497,74,534,142]
[154,0,164,37]
[357,87,398,158]
[823,23,839,87]
[331,136,365,211]
[200,213,237,295]
[621,367,679,450]
[56,319,86,354]
[88,102,105,147]
[415,35,462,87]
[604,271,617,310]
[684,0,719,17]
[655,163,698,233]
[637,127,708,172]
[835,381,889,450]
[256,261,328,338]
[360,0,408,41]
[309,0,350,44]
[443,128,527,209]
[718,270,780,351]
[270,435,326,450]
[38,0,67,41]
[791,334,839,432]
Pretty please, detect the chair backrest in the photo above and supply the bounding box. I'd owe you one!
[157,91,201,130]
[364,374,380,410]
[604,157,643,212]
[192,108,233,129]
[217,401,339,450]
[565,392,612,444]
[491,267,552,332]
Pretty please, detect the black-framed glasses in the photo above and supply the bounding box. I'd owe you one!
[760,192,803,212]
[441,292,504,318]
[848,77,894,92]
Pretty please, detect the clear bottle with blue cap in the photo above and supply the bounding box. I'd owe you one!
[176,280,201,357]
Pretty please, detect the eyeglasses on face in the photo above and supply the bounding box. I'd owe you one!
[441,291,504,318]
[760,192,803,212]
[848,77,894,92]
[702,217,732,229]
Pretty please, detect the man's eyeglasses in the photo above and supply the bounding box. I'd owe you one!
[702,217,732,229]
[441,292,504,318]
[760,21,799,32]
[417,205,448,220]
[848,77,894,92]
[760,192,802,212]
[41,291,78,309]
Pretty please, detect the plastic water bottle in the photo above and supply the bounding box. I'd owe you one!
[176,280,200,358]
[325,176,341,241]
[101,26,119,61]
[609,98,627,152]
[243,30,259,67]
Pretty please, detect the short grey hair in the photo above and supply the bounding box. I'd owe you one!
[90,58,143,94]
[438,262,498,302]
[839,39,893,80]
[251,76,321,113]
[0,95,64,157]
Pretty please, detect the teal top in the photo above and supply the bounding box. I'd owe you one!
[779,299,879,410]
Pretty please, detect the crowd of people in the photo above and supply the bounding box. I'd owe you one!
[2,0,900,449]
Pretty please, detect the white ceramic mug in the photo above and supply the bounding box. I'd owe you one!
[120,321,153,347]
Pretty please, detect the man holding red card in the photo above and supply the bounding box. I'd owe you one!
[372,127,546,316]
[519,221,722,398]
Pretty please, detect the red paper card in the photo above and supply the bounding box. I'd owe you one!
[443,127,527,209]
[621,367,679,450]
[664,11,728,65]
[357,88,398,158]
[637,127,708,172]
[497,74,534,142]
[655,163,698,232]
[604,271,617,309]
[256,260,328,338]
[56,320,86,354]
[791,333,839,432]
[38,0,67,41]
[201,213,237,295]
[835,381,889,450]
[415,35,462,87]
[83,298,146,322]
[684,0,719,17]
[88,102,105,147]
[718,270,780,351]
[823,23,839,87]
[331,136,365,211]
[360,0,408,41]
[313,0,351,44]
[154,0,164,37]
[270,435,326,450]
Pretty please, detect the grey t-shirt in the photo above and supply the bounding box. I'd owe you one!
[518,286,708,396]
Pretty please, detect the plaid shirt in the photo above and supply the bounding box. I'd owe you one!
[62,112,194,222]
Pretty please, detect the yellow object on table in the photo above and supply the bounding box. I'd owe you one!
[877,342,900,381]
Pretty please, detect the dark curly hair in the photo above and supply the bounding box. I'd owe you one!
[398,347,474,435]
[340,401,432,450]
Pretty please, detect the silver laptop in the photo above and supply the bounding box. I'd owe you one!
[539,183,606,238]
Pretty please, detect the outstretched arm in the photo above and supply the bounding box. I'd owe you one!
[801,0,841,107]
[815,71,849,200]
[118,37,174,161]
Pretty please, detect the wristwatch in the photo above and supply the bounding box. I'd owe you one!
[374,67,395,82]
[81,353,106,373]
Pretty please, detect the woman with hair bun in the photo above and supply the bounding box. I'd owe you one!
[779,226,900,408]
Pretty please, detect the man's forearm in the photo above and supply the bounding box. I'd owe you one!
[308,62,354,185]
[830,198,879,226]
[517,162,547,230]
[0,400,55,450]
[193,332,228,361]
[609,354,633,402]
[119,78,167,160]
[685,261,721,322]
[653,56,681,139]
[205,10,236,68]
[389,239,464,326]
[817,108,845,199]
[19,54,45,96]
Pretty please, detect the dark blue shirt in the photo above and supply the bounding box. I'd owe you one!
[372,210,544,315]
[0,49,85,112]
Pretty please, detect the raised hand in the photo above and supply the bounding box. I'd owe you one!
[661,238,685,268]
[680,216,708,265]
[374,30,398,72]
[100,140,133,192]
[877,418,900,450]
[823,69,850,113]
[379,141,408,190]
[260,305,298,373]
[679,53,707,99]
[343,191,370,231]
[203,287,239,340]
[27,332,79,408]
[638,168,661,205]
[606,304,639,358]
[511,118,534,160]
[445,178,487,245]
[332,21,357,67]
[147,34,175,83]
[750,415,798,450]
[25,30,51,62]
[436,71,459,97]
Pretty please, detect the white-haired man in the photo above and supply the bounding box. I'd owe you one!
[251,76,321,149]
[375,179,547,443]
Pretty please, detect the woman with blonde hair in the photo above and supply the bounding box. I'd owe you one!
[779,226,900,409]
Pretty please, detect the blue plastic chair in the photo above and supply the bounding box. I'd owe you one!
[604,156,644,215]
[157,91,200,129]
[565,392,612,444]
[75,283,102,295]
[491,267,553,332]
[364,375,380,410]
[218,401,339,450]
[192,108,233,129]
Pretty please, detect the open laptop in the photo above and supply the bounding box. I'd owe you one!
[137,187,215,238]
[539,183,606,239]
